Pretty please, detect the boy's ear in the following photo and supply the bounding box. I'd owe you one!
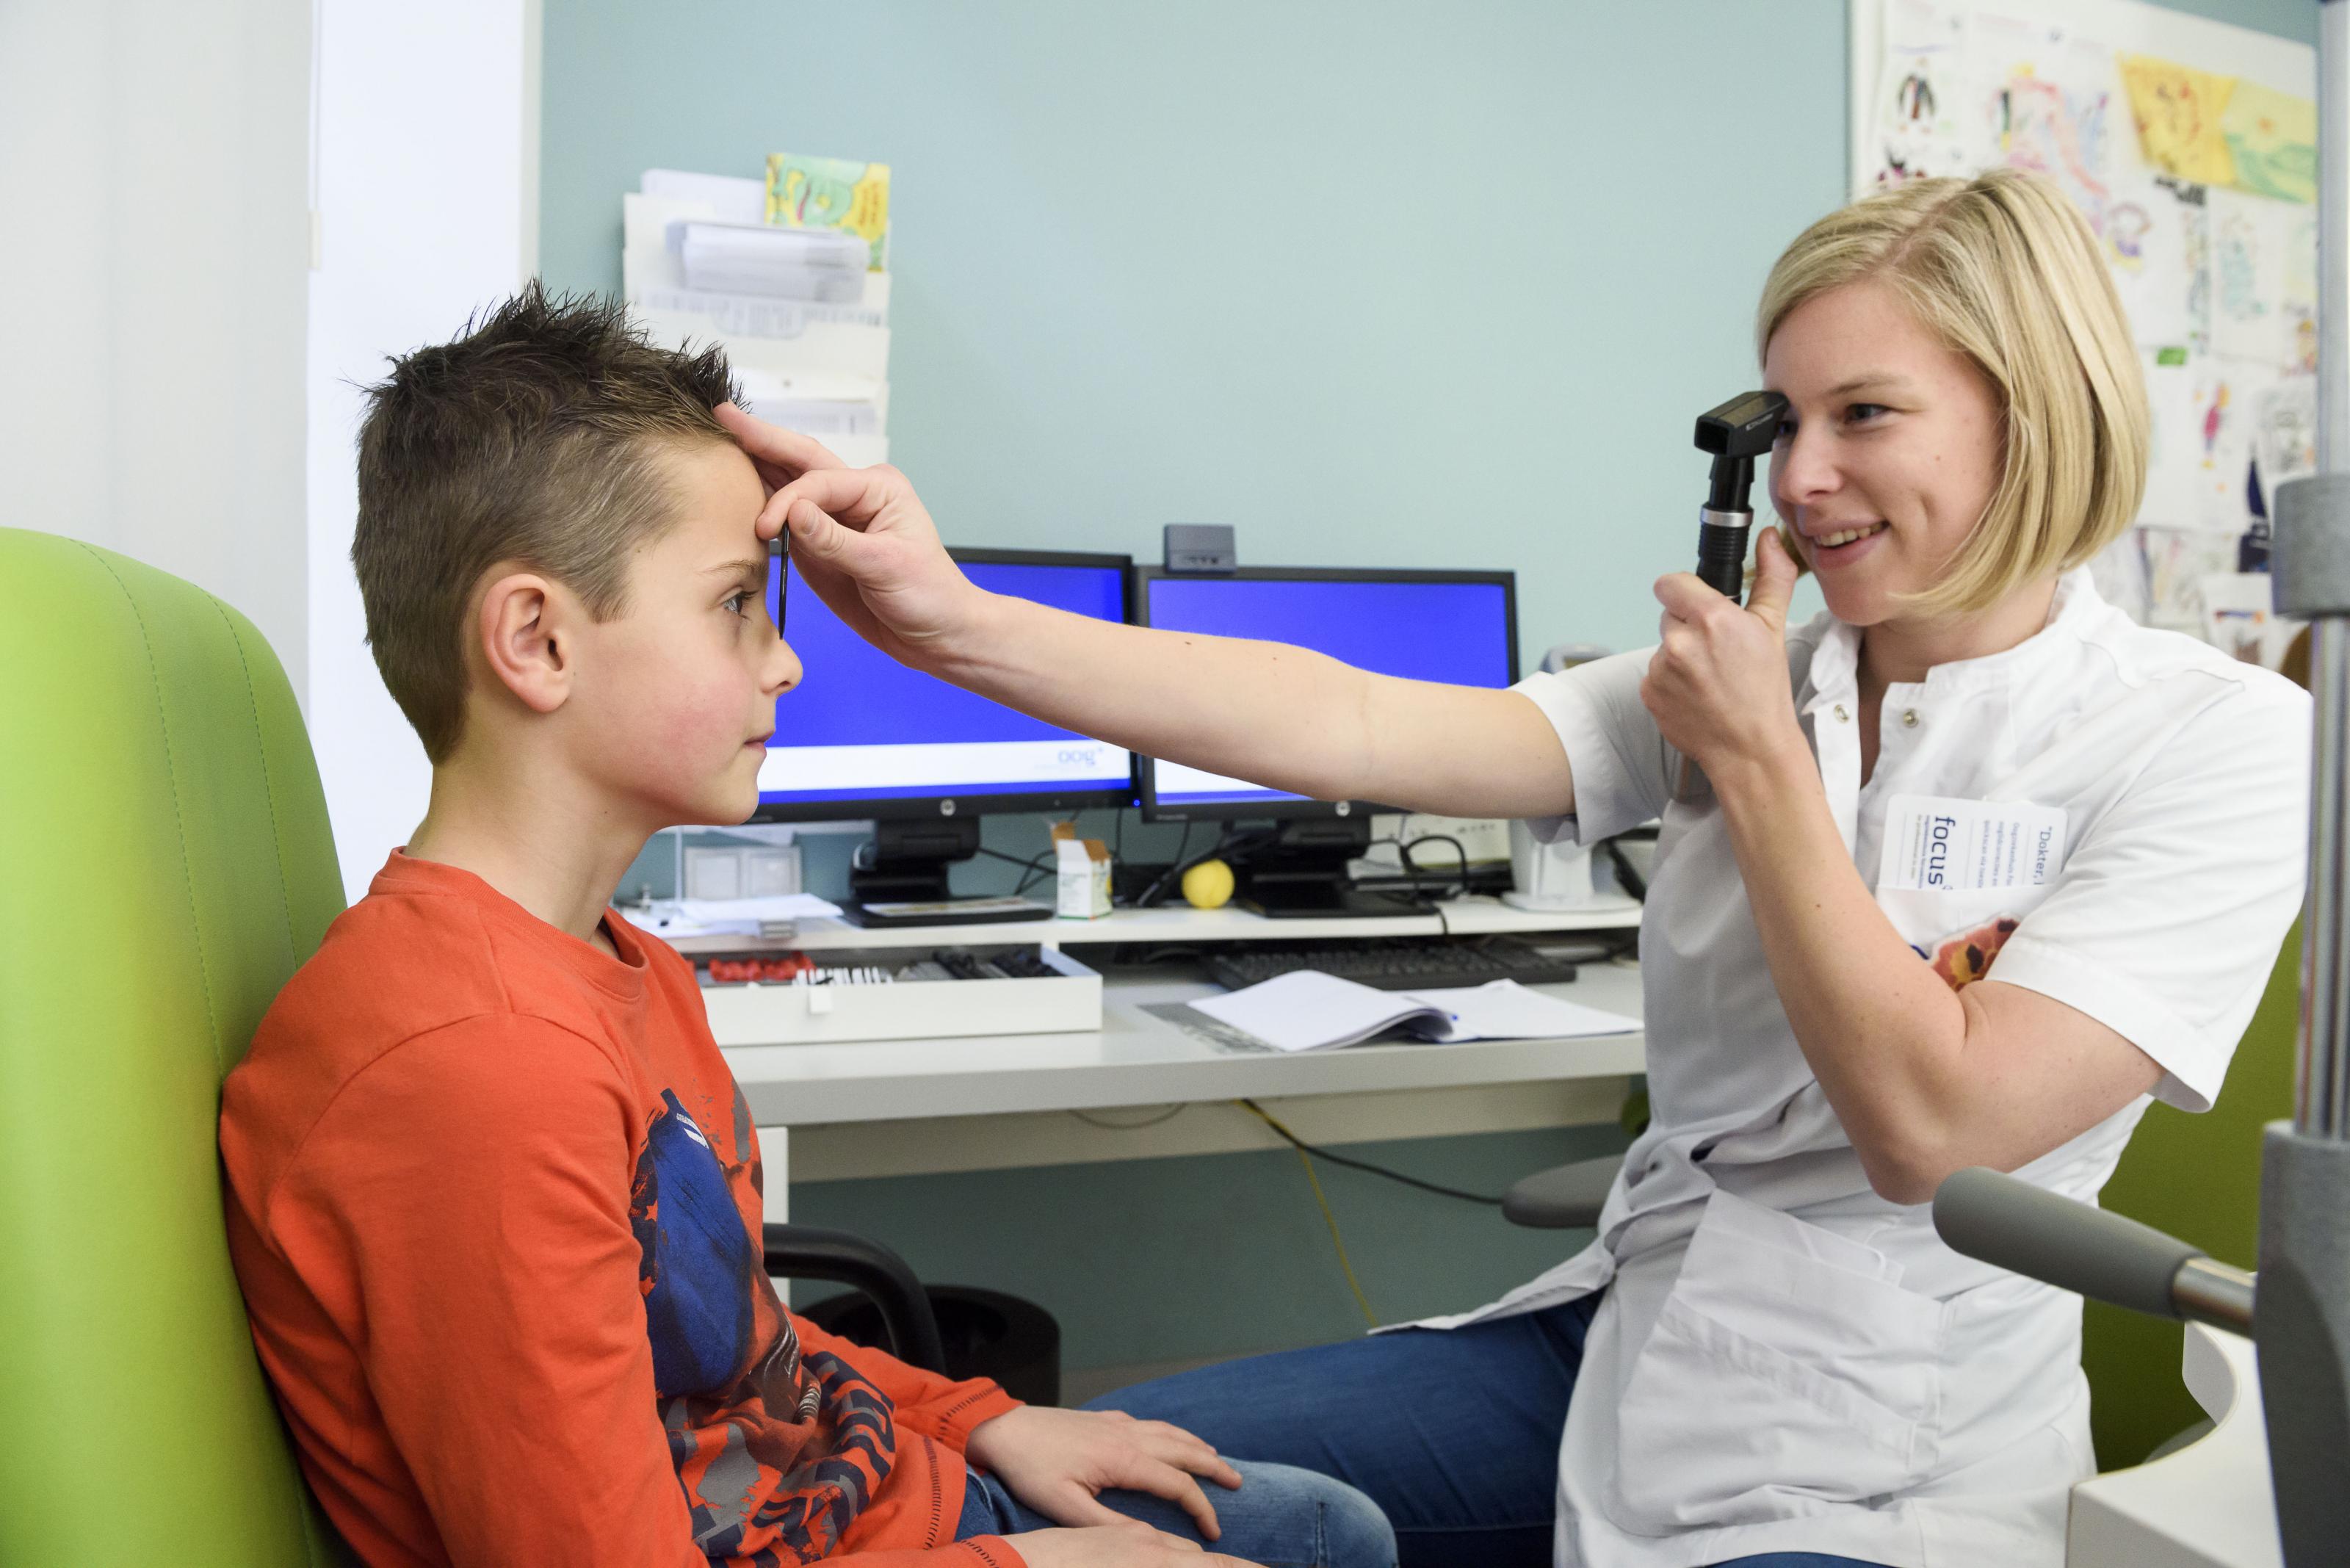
[474,569,576,716]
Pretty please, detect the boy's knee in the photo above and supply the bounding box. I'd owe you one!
[1315,1477,1398,1568]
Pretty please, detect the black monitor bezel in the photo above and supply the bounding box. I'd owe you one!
[1129,564,1520,823]
[748,546,1138,824]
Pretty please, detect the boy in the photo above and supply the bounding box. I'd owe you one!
[219,287,1392,1568]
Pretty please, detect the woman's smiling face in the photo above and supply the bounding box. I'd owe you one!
[1764,278,2006,629]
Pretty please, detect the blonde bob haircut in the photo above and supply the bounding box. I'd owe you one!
[1755,167,2149,619]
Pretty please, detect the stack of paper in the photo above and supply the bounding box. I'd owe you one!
[623,163,891,468]
[1188,971,1638,1053]
[670,221,870,303]
[632,892,845,941]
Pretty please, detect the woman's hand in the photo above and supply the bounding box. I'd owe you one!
[964,1406,1243,1541]
[1641,527,1808,781]
[715,403,992,671]
[1001,1525,1262,1568]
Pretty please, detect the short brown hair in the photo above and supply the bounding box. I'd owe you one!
[1756,168,2148,618]
[352,283,739,761]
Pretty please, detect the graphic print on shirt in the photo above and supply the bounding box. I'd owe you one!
[631,1088,902,1564]
[1918,914,2021,989]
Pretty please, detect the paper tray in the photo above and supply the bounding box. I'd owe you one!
[699,945,1102,1047]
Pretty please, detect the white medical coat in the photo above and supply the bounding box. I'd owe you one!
[1420,571,2310,1567]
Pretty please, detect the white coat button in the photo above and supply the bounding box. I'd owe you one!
[1833,704,1849,722]
[1901,708,1920,728]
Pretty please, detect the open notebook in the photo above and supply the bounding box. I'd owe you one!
[1187,971,1638,1053]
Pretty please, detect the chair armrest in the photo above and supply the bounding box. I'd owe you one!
[763,1224,948,1373]
[1503,1155,1624,1229]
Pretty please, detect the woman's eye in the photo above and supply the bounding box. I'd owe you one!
[723,591,751,617]
[1774,417,1797,442]
[1846,402,1890,424]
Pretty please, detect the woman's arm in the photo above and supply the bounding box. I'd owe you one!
[936,593,1573,818]
[1646,534,2162,1204]
[1708,742,2158,1204]
[720,408,1574,820]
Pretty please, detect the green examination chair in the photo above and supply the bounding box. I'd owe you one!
[0,529,946,1566]
[0,527,347,1565]
[2079,927,2300,1469]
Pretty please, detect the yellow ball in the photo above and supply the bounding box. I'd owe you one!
[1181,858,1236,910]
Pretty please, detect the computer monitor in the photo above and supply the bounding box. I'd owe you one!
[753,547,1135,823]
[1130,566,1519,822]
[753,546,1133,924]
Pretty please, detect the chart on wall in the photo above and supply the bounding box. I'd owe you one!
[1851,0,2317,660]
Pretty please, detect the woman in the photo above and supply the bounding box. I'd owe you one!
[720,168,2310,1568]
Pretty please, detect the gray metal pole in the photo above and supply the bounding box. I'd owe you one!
[2258,5,2350,1560]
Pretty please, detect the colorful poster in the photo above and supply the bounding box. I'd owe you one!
[2219,79,2318,203]
[764,153,892,271]
[2117,54,2239,187]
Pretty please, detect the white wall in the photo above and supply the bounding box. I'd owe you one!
[0,0,311,693]
[306,0,538,900]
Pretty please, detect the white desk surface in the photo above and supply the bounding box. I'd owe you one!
[670,894,1644,954]
[724,960,1647,1127]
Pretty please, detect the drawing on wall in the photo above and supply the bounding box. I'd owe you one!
[2253,374,2317,489]
[2118,52,2317,202]
[2103,174,2209,353]
[2221,77,2319,201]
[1872,0,1977,184]
[1973,12,2115,229]
[2118,54,2241,186]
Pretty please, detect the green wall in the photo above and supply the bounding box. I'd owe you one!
[540,0,2318,1381]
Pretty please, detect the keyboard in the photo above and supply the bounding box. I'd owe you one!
[1204,936,1580,993]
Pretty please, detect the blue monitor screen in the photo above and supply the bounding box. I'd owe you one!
[1140,574,1514,809]
[756,554,1132,814]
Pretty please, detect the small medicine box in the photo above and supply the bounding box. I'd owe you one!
[698,944,1102,1047]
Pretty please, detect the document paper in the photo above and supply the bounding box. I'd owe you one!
[1187,971,1638,1053]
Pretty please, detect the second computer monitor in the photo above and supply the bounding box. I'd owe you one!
[1132,566,1519,820]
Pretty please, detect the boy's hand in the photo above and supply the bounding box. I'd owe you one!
[1001,1525,1262,1568]
[965,1406,1244,1541]
[715,403,991,672]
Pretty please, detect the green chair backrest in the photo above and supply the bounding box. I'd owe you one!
[2083,925,2299,1470]
[0,528,346,1564]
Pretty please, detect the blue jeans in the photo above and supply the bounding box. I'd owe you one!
[956,1458,1395,1568]
[1083,1293,1884,1568]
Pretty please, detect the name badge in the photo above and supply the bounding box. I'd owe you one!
[1881,795,2068,892]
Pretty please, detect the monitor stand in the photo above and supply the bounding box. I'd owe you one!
[1233,817,1420,920]
[841,817,1051,929]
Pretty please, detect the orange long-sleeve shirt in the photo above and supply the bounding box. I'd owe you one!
[220,852,1023,1568]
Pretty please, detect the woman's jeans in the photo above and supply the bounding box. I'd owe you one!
[1082,1293,1887,1568]
[955,1457,1396,1568]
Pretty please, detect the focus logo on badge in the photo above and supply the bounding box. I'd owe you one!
[1882,795,2069,892]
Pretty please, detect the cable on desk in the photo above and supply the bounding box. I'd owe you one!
[1069,1103,1187,1130]
[1237,1099,1503,1206]
[1371,834,1475,912]
[1240,1100,1377,1328]
[975,844,1056,897]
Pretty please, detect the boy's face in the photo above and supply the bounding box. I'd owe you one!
[563,440,801,828]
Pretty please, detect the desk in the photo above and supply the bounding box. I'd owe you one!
[672,893,1645,955]
[695,898,1648,1215]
